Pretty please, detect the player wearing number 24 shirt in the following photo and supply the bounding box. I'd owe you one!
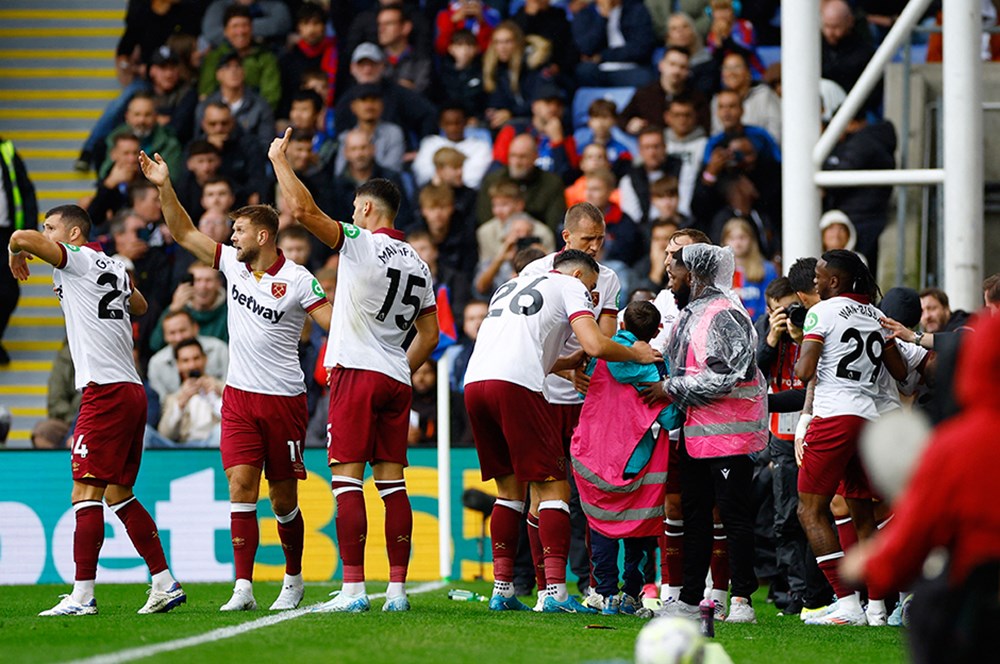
[139,150,333,614]
[9,205,185,617]
[268,127,440,614]
[464,249,661,613]
[793,250,907,627]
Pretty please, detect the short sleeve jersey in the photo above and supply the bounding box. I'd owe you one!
[464,272,597,393]
[214,244,327,396]
[53,243,141,390]
[520,252,621,403]
[875,339,929,414]
[325,224,437,386]
[802,295,894,420]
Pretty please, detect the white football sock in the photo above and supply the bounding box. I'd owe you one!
[72,580,95,604]
[152,569,177,592]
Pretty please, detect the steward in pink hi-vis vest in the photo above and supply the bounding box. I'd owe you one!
[570,360,668,538]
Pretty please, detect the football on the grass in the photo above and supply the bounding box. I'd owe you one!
[635,617,702,664]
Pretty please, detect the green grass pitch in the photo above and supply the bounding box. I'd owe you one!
[1,582,905,663]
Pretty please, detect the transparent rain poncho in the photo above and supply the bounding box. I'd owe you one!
[664,244,763,408]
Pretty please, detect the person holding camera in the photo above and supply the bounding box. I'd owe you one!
[754,277,831,617]
[157,338,224,446]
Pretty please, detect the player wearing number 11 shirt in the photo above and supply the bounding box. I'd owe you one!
[464,249,660,613]
[9,205,184,617]
[140,151,333,614]
[269,128,440,614]
[793,250,907,626]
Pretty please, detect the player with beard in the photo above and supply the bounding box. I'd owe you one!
[140,151,332,612]
[793,250,907,626]
[641,243,768,624]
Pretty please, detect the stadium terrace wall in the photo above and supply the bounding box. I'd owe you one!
[0,449,503,585]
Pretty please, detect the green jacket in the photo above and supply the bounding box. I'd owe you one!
[149,299,229,352]
[199,42,282,110]
[101,124,181,179]
[476,167,567,233]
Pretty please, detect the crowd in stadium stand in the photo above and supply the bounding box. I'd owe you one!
[32,0,932,449]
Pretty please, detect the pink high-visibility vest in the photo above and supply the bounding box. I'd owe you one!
[571,360,668,538]
[681,297,768,458]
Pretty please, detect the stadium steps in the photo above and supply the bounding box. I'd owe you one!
[0,0,124,447]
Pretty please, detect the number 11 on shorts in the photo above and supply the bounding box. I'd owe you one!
[287,439,302,463]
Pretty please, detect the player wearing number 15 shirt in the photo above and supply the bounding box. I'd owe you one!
[140,151,332,614]
[793,250,907,626]
[269,128,440,614]
[9,205,185,617]
[463,249,660,613]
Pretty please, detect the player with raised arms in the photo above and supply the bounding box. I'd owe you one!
[268,128,440,613]
[794,249,907,626]
[139,151,332,612]
[464,248,661,613]
[9,205,185,616]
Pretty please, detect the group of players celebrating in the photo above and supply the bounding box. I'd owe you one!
[10,128,914,625]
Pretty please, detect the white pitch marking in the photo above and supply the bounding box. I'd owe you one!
[62,581,447,664]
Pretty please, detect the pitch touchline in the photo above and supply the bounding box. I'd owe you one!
[63,581,448,664]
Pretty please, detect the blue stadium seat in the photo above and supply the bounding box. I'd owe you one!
[891,43,928,64]
[757,45,781,69]
[651,46,666,67]
[571,86,637,129]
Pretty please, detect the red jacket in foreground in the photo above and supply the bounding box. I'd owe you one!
[864,313,1000,597]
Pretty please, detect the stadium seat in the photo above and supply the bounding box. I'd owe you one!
[651,46,666,68]
[571,86,637,129]
[757,45,781,69]
[891,43,928,64]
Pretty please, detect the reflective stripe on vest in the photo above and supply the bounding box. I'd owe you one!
[0,140,25,229]
[684,417,769,438]
[571,456,667,494]
[581,502,665,523]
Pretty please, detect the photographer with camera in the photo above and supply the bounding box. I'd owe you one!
[755,274,832,616]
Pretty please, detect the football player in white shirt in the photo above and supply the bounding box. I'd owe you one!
[518,203,620,605]
[794,250,907,626]
[140,152,332,613]
[269,129,440,613]
[464,249,660,613]
[9,205,185,616]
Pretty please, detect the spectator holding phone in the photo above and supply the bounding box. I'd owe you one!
[475,179,555,289]
[149,262,229,352]
[474,213,550,297]
[157,338,224,446]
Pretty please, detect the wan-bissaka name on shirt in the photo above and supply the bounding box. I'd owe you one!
[232,283,286,323]
[837,303,879,322]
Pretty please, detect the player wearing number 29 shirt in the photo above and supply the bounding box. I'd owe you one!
[9,205,185,617]
[139,151,332,614]
[793,250,907,626]
[464,249,660,614]
[269,128,440,614]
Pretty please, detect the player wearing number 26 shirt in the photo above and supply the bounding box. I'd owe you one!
[9,205,185,617]
[464,249,660,614]
[793,250,907,627]
[269,128,440,614]
[140,150,332,614]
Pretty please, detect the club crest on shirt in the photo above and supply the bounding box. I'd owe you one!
[271,282,287,299]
